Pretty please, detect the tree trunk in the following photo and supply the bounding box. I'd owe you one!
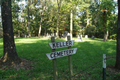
[87,10,89,25]
[70,8,73,40]
[24,21,27,38]
[103,10,107,41]
[115,0,120,69]
[27,0,31,38]
[56,0,61,38]
[44,27,46,37]
[38,0,46,38]
[18,30,20,38]
[0,0,21,64]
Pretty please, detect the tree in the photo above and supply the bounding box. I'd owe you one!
[65,0,79,39]
[0,0,21,64]
[56,0,62,38]
[38,0,46,37]
[115,0,120,69]
[100,0,115,41]
[27,0,31,37]
[70,0,73,40]
[12,1,20,38]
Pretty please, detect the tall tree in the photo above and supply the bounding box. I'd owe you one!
[38,0,46,37]
[115,0,120,69]
[0,0,21,64]
[70,0,73,40]
[27,0,31,37]
[56,0,62,38]
[100,0,115,41]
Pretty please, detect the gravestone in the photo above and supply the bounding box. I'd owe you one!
[51,33,54,36]
[64,31,68,40]
[64,31,68,38]
[85,35,88,38]
[92,36,95,39]
[47,33,51,37]
[14,35,17,38]
[77,35,83,41]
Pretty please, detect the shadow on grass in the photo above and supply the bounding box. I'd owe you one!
[0,38,117,80]
[71,39,116,80]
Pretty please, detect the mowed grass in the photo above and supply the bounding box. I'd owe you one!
[0,37,117,80]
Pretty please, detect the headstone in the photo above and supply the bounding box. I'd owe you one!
[85,35,88,38]
[65,33,70,40]
[92,36,95,39]
[51,33,54,36]
[64,31,68,40]
[67,33,70,36]
[77,35,83,41]
[47,33,51,37]
[64,31,68,38]
[14,35,17,38]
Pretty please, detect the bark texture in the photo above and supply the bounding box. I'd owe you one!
[27,0,31,38]
[115,0,120,69]
[56,0,61,38]
[70,8,73,40]
[103,10,107,41]
[0,0,21,64]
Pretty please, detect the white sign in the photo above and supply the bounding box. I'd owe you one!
[46,48,77,60]
[49,40,74,49]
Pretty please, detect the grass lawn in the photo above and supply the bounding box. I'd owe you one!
[0,37,118,80]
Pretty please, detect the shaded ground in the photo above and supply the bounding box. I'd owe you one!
[0,58,33,71]
[107,66,120,74]
[107,66,120,80]
[0,59,120,80]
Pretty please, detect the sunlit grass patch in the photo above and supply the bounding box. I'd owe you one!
[0,37,117,80]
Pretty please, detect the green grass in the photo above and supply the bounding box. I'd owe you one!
[0,37,117,80]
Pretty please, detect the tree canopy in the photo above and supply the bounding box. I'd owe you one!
[0,0,114,40]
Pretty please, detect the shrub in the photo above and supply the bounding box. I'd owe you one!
[84,24,96,37]
[110,34,117,40]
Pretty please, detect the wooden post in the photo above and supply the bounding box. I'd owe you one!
[67,36,73,80]
[103,54,106,80]
[51,37,58,80]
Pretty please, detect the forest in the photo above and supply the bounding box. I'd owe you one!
[0,0,117,41]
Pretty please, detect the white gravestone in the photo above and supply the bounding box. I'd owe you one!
[77,35,83,41]
[85,35,88,38]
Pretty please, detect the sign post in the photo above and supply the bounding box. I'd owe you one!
[103,54,106,80]
[67,36,73,80]
[51,37,58,80]
[46,36,77,80]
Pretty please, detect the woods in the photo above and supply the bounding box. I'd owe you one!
[0,0,117,40]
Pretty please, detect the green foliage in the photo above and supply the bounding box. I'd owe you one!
[100,0,115,13]
[11,0,117,39]
[84,24,96,36]
[110,34,117,40]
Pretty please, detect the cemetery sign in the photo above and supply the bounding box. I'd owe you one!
[46,48,77,60]
[49,40,74,49]
[46,36,77,80]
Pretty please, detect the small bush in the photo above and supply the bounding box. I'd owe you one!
[110,34,117,40]
[84,24,96,37]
